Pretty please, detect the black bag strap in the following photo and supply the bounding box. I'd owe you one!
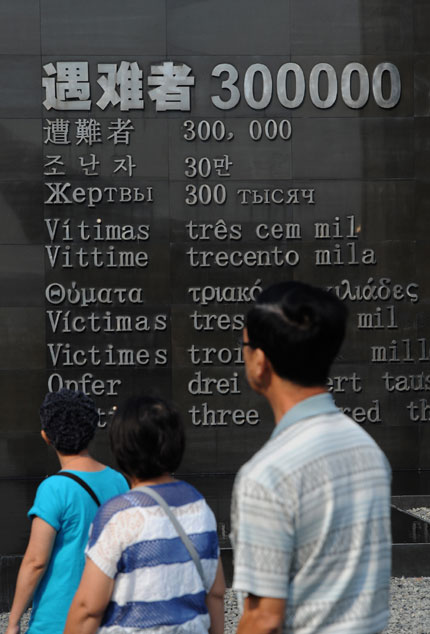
[55,472,101,506]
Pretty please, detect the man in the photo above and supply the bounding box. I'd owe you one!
[231,281,391,634]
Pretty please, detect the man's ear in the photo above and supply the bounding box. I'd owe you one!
[41,429,51,446]
[253,347,267,374]
[251,347,273,391]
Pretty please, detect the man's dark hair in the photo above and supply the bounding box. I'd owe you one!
[246,281,348,386]
[109,396,185,480]
[40,388,99,455]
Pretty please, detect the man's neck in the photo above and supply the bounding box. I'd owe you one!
[266,378,327,424]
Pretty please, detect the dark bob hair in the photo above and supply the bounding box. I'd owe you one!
[40,388,99,455]
[246,281,348,387]
[109,396,185,480]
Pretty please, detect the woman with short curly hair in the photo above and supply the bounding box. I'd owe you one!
[6,389,128,634]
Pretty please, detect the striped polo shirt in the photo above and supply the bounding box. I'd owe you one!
[231,393,391,633]
[86,481,219,633]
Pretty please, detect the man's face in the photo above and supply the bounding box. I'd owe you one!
[242,327,261,393]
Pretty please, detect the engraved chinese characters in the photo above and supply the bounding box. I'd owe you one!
[40,54,422,473]
[2,0,429,602]
[43,107,168,426]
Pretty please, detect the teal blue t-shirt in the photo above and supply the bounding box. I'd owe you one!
[27,467,129,634]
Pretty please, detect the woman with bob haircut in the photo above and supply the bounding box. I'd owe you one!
[65,395,225,634]
[6,388,129,634]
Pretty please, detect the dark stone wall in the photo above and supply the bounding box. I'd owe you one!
[0,0,429,607]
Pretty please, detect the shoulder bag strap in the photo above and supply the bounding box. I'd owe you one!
[55,472,101,506]
[134,484,209,591]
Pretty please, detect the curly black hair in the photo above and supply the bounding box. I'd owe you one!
[40,388,99,455]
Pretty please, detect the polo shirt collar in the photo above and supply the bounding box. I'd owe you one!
[271,392,338,440]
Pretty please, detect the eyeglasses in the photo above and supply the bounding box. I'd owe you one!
[239,339,252,348]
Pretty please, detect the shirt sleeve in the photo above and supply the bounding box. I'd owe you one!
[86,501,138,579]
[28,477,63,532]
[231,475,294,599]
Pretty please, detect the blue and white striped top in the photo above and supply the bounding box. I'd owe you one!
[86,481,219,633]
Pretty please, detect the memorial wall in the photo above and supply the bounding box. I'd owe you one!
[0,0,429,601]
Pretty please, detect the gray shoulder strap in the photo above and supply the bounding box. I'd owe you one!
[134,484,209,591]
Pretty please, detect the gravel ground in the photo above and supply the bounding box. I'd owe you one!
[225,580,430,633]
[0,610,30,633]
[1,579,430,633]
[408,507,430,523]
